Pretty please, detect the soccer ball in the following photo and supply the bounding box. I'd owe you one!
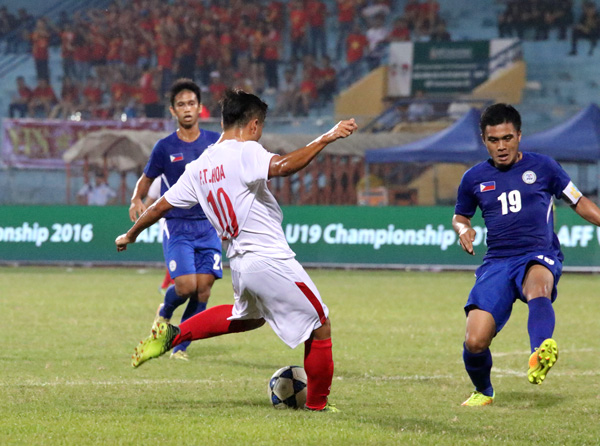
[267,365,307,409]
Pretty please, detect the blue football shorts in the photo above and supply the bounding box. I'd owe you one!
[162,218,223,280]
[465,252,563,333]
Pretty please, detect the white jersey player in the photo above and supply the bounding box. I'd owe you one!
[168,139,294,260]
[116,89,357,411]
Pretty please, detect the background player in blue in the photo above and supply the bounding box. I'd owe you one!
[453,103,600,406]
[129,78,222,361]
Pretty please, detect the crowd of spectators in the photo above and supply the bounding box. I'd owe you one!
[569,0,599,55]
[6,0,600,122]
[5,0,450,120]
[497,0,574,41]
[0,6,35,53]
[497,0,600,56]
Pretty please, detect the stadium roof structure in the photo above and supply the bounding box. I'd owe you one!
[62,128,432,166]
[62,129,169,204]
[363,108,488,164]
[63,129,167,172]
[520,103,600,163]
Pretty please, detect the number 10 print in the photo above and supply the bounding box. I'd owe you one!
[207,188,239,237]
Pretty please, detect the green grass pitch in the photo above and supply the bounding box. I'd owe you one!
[1,266,599,445]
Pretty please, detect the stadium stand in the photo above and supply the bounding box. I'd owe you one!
[1,0,600,205]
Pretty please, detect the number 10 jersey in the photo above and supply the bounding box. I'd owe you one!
[164,139,295,260]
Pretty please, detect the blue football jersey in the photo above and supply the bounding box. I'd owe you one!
[144,129,220,220]
[455,152,572,260]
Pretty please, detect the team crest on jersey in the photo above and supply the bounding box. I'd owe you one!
[169,260,177,272]
[170,153,184,163]
[522,170,537,184]
[480,181,496,192]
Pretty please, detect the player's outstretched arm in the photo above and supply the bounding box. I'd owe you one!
[268,119,358,178]
[571,195,600,226]
[129,174,154,222]
[452,214,476,255]
[116,196,173,251]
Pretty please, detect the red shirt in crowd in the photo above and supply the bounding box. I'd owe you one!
[307,0,327,27]
[199,106,211,119]
[60,29,75,59]
[18,85,33,102]
[198,32,220,66]
[31,84,57,102]
[111,81,131,102]
[73,38,90,63]
[31,30,50,60]
[209,4,230,24]
[106,36,122,63]
[139,71,159,105]
[289,7,308,40]
[266,1,284,26]
[249,28,264,61]
[263,28,281,61]
[83,83,103,105]
[300,78,318,99]
[210,77,227,99]
[336,0,355,23]
[61,84,79,102]
[318,66,336,83]
[390,22,411,41]
[420,0,440,18]
[156,40,175,70]
[346,32,368,63]
[90,32,108,63]
[233,23,252,53]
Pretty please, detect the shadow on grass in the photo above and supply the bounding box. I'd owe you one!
[496,390,565,408]
[137,396,266,411]
[356,414,481,438]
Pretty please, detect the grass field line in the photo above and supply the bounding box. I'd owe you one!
[3,367,599,388]
[1,375,459,387]
[0,378,227,387]
[1,348,597,389]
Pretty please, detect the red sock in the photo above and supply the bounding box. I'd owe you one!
[304,337,334,410]
[172,305,248,347]
[160,269,173,289]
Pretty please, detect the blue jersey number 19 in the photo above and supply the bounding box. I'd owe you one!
[498,190,522,215]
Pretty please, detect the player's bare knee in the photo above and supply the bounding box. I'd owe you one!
[464,335,491,353]
[525,294,552,304]
[523,281,553,300]
[195,287,212,303]
[174,283,195,299]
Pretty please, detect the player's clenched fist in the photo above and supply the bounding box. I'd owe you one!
[115,233,134,251]
[324,119,358,142]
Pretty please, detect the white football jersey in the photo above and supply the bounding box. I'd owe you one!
[164,139,295,260]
